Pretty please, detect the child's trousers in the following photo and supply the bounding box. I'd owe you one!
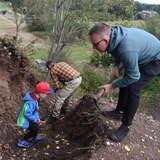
[23,121,40,140]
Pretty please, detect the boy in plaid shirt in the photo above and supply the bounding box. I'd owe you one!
[46,61,82,123]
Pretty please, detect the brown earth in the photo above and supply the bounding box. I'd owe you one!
[0,37,160,160]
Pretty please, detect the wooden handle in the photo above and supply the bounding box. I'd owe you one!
[96,88,105,99]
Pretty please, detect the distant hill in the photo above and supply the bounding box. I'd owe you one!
[135,1,160,14]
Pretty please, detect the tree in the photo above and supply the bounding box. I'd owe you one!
[5,0,25,41]
[106,0,135,20]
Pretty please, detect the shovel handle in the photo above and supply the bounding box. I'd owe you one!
[96,88,105,100]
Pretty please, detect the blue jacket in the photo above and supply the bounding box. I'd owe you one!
[17,92,39,129]
[107,26,160,88]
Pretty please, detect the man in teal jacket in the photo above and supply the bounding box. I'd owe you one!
[89,23,160,142]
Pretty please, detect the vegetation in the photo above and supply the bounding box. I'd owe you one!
[0,1,9,10]
[135,1,160,14]
[143,16,160,39]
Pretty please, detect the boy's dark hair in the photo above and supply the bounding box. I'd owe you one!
[89,23,111,36]
[46,60,54,69]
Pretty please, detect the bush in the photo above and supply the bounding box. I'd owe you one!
[143,16,160,39]
[90,51,113,67]
[80,64,109,93]
[107,20,144,28]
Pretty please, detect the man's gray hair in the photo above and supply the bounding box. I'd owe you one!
[89,23,111,36]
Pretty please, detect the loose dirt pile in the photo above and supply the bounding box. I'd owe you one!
[62,95,107,148]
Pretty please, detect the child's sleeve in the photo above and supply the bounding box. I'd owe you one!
[24,102,39,122]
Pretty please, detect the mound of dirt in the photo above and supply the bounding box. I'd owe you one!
[62,95,107,148]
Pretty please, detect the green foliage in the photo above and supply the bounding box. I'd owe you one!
[143,16,160,39]
[25,0,53,32]
[26,46,48,60]
[0,1,10,10]
[143,75,160,96]
[140,76,160,113]
[73,0,135,22]
[91,51,113,67]
[108,20,144,28]
[80,65,108,93]
[106,0,135,20]
[24,0,135,40]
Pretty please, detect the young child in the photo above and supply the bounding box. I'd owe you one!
[16,82,54,148]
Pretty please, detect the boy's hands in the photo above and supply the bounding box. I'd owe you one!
[36,119,46,125]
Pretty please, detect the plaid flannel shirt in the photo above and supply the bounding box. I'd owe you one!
[50,62,80,90]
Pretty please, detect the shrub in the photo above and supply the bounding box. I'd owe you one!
[80,64,109,93]
[90,51,113,67]
[143,16,160,39]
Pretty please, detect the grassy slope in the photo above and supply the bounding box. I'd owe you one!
[0,2,9,10]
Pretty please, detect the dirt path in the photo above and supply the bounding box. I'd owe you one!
[0,15,47,47]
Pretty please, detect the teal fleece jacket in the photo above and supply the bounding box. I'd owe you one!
[107,26,160,88]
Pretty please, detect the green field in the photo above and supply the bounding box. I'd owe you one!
[27,42,92,63]
[64,43,92,62]
[0,2,9,10]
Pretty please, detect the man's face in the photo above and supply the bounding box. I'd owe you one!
[90,33,109,52]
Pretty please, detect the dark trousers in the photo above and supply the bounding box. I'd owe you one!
[116,60,160,126]
[24,121,40,140]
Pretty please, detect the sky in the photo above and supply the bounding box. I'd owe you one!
[135,0,160,4]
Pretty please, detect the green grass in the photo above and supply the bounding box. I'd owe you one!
[0,2,10,10]
[64,42,92,62]
[27,42,92,63]
[27,47,49,60]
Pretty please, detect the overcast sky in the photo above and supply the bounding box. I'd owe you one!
[135,0,160,4]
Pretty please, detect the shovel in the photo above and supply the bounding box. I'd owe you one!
[93,88,105,112]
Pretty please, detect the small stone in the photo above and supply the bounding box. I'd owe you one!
[56,146,60,150]
[124,145,131,152]
[106,141,110,146]
[141,138,145,142]
[55,134,60,138]
[149,136,153,140]
[44,152,49,156]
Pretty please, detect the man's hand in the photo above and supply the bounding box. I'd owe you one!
[99,83,113,94]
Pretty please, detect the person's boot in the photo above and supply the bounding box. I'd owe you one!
[31,135,46,143]
[17,140,32,148]
[110,124,130,142]
[101,109,123,120]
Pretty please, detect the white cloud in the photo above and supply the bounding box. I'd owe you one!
[135,0,160,4]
